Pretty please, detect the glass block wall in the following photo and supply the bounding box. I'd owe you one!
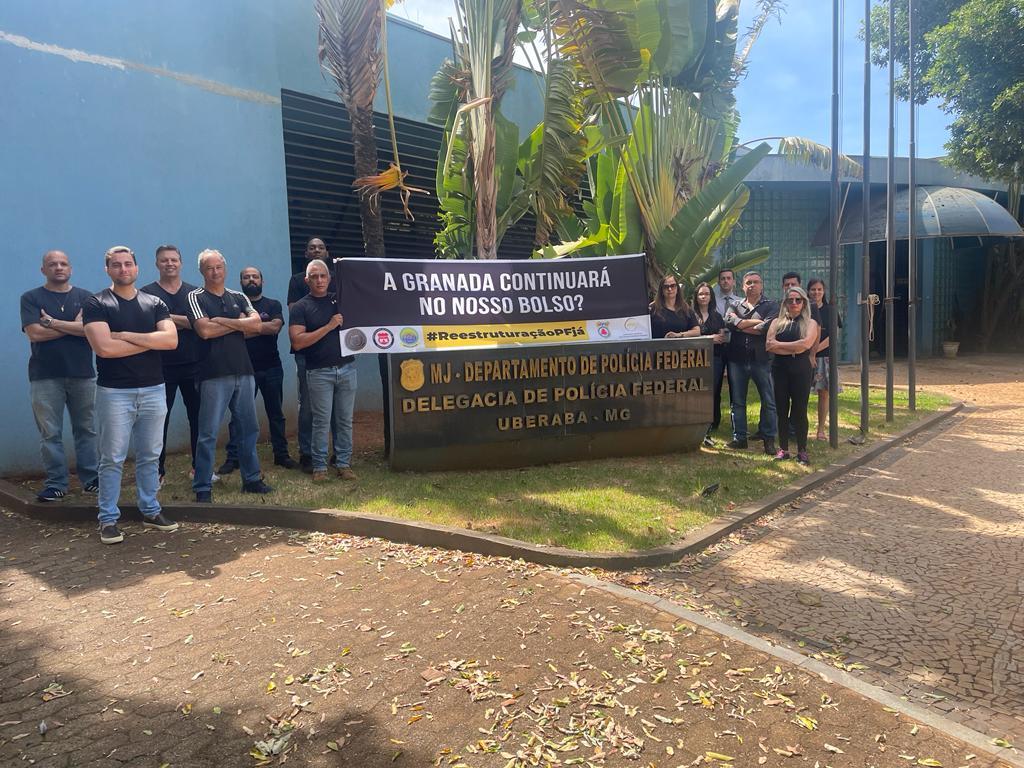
[720,184,850,357]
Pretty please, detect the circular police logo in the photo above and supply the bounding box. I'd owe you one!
[399,327,419,347]
[624,317,639,333]
[597,321,611,338]
[344,329,367,351]
[372,328,395,349]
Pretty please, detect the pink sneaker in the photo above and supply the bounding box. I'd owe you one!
[773,449,791,461]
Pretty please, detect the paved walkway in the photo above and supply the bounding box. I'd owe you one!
[632,354,1024,742]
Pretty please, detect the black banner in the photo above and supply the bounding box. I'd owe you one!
[334,254,651,354]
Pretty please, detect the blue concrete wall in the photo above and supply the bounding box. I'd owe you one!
[0,3,545,475]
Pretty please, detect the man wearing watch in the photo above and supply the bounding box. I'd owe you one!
[20,250,99,502]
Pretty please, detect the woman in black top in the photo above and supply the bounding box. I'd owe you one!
[692,282,727,445]
[650,274,700,339]
[807,278,842,441]
[766,286,819,464]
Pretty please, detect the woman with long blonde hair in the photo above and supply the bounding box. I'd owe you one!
[766,285,819,464]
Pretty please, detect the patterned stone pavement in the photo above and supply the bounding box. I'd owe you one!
[639,354,1024,741]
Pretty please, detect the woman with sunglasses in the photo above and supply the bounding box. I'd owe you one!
[650,275,700,340]
[691,281,727,445]
[765,285,819,464]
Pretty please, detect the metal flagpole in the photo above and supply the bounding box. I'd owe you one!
[907,0,917,410]
[828,0,841,449]
[885,0,896,421]
[860,0,872,435]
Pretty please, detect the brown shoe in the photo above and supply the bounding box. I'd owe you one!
[336,467,358,481]
[312,470,329,483]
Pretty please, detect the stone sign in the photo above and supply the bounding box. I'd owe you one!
[388,338,712,471]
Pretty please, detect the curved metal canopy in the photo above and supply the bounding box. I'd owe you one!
[812,185,1023,246]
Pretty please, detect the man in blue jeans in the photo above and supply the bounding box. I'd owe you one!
[82,246,180,544]
[288,259,357,482]
[187,249,274,502]
[21,250,99,501]
[220,266,296,472]
[723,271,779,456]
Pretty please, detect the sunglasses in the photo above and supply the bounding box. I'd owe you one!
[662,283,678,290]
[785,297,805,304]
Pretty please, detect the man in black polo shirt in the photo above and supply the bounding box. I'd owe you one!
[219,266,296,473]
[83,245,180,544]
[187,249,274,502]
[20,250,99,501]
[141,244,204,483]
[287,237,337,471]
[723,271,779,455]
[289,259,357,482]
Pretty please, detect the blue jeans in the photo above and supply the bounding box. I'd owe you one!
[728,358,778,441]
[95,384,166,525]
[306,364,357,471]
[30,377,98,492]
[296,355,337,458]
[194,376,261,492]
[226,365,289,462]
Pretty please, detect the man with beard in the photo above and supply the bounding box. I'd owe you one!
[83,246,179,544]
[20,250,98,501]
[141,245,205,484]
[219,266,296,472]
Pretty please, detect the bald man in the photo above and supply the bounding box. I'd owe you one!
[20,250,98,501]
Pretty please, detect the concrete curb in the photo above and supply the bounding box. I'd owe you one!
[570,572,1023,767]
[0,402,963,570]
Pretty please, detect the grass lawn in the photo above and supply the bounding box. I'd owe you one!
[116,385,947,553]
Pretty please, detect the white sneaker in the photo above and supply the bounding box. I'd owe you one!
[188,469,221,483]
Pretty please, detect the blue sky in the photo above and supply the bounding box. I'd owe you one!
[394,0,952,158]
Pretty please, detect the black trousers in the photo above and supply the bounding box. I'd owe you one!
[772,354,812,453]
[226,365,290,462]
[160,372,201,476]
[711,353,725,430]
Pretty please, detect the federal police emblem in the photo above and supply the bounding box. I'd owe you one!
[400,359,425,392]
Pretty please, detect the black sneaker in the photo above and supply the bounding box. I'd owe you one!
[763,438,776,456]
[143,513,179,532]
[242,480,274,494]
[37,487,66,502]
[299,454,313,474]
[702,435,716,448]
[274,456,298,469]
[99,524,123,545]
[217,459,239,475]
[195,491,212,503]
[726,439,748,450]
[83,482,99,494]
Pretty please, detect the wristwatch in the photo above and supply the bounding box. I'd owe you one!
[41,316,52,328]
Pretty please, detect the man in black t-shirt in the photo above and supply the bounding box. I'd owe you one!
[20,250,98,502]
[141,244,204,482]
[220,267,296,473]
[723,271,779,455]
[83,246,180,545]
[287,237,338,471]
[186,249,274,502]
[289,259,357,482]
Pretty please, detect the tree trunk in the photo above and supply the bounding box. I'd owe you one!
[474,100,498,260]
[351,105,386,259]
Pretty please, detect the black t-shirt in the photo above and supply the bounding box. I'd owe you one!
[695,307,727,357]
[650,308,698,339]
[245,296,284,372]
[815,303,842,357]
[82,289,171,389]
[186,287,256,381]
[726,296,779,363]
[20,286,95,381]
[140,281,202,372]
[289,294,353,370]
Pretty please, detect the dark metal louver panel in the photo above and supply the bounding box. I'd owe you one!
[281,89,538,270]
